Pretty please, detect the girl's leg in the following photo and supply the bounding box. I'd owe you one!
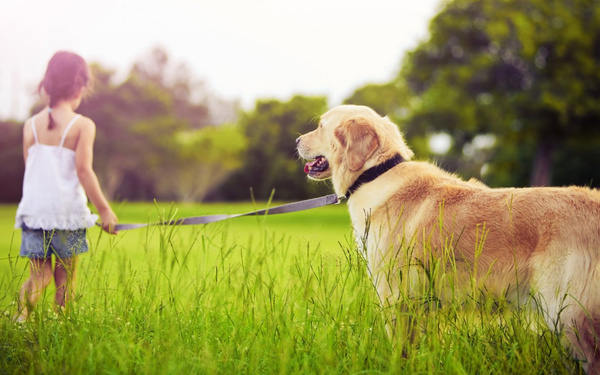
[16,258,53,320]
[54,256,78,309]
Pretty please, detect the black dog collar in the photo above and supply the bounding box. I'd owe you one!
[345,154,404,198]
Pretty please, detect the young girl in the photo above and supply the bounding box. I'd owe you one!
[14,51,118,321]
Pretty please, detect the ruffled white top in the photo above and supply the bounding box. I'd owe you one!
[15,114,98,230]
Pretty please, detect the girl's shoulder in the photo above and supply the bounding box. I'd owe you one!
[23,111,40,127]
[71,114,97,143]
[75,113,94,124]
[22,113,40,135]
[23,109,48,130]
[73,114,96,133]
[28,109,49,122]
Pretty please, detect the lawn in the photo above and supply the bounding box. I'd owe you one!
[0,201,582,374]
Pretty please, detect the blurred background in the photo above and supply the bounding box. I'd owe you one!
[1,0,599,203]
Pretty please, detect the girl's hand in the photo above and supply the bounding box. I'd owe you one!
[99,209,119,234]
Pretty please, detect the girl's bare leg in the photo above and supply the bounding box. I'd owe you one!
[16,258,53,321]
[54,256,78,311]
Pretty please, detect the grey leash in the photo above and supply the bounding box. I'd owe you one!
[100,194,343,231]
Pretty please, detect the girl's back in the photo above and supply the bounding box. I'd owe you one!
[23,109,89,152]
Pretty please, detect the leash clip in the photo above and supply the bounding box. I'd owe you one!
[336,195,347,204]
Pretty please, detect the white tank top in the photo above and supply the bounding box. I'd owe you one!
[14,114,98,230]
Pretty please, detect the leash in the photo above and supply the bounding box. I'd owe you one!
[99,154,404,231]
[100,194,343,231]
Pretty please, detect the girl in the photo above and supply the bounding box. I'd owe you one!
[14,51,118,321]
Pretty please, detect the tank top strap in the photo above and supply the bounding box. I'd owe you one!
[31,115,39,144]
[59,114,82,148]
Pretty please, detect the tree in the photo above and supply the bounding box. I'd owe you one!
[401,0,600,187]
[131,46,239,128]
[343,81,437,160]
[219,96,331,201]
[344,82,409,120]
[78,66,180,199]
[76,49,245,201]
[154,124,248,202]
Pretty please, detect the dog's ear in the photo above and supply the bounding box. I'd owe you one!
[335,116,379,171]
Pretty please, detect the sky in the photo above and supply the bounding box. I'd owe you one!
[0,0,445,122]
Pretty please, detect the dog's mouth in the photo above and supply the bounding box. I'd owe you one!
[304,155,330,177]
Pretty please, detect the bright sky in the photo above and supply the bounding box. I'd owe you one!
[0,0,444,121]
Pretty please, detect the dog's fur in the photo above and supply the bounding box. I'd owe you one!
[297,104,600,373]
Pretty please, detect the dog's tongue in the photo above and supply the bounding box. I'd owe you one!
[304,160,319,173]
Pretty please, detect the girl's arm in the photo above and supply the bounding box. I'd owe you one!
[22,119,35,162]
[75,118,118,234]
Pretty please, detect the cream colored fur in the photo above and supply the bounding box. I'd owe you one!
[297,104,600,374]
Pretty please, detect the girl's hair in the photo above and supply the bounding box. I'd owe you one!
[38,51,92,130]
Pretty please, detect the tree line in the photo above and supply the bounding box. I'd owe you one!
[2,0,599,203]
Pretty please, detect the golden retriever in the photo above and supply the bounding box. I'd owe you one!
[296,104,600,373]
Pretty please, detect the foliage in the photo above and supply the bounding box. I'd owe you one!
[400,0,600,187]
[219,95,331,201]
[154,124,248,202]
[79,67,181,200]
[343,81,437,159]
[344,81,410,120]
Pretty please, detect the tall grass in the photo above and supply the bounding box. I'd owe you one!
[0,202,582,374]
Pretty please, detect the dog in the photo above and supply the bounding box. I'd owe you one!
[296,104,600,373]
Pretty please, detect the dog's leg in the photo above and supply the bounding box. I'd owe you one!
[572,308,600,375]
[550,303,600,374]
[534,258,600,374]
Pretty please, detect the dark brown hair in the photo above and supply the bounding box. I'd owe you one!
[38,51,92,129]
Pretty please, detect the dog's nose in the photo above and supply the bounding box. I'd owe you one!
[295,136,301,145]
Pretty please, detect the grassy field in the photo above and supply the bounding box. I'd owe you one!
[0,201,583,374]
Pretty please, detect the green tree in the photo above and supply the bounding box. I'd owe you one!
[78,65,179,199]
[401,0,600,187]
[343,81,436,159]
[131,46,239,128]
[344,82,409,120]
[154,124,248,202]
[220,96,330,201]
[78,53,245,201]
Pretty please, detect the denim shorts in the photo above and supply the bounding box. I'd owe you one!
[20,224,89,259]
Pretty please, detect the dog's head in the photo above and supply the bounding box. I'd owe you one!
[297,105,414,196]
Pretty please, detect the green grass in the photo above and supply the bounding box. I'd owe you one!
[0,202,583,374]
